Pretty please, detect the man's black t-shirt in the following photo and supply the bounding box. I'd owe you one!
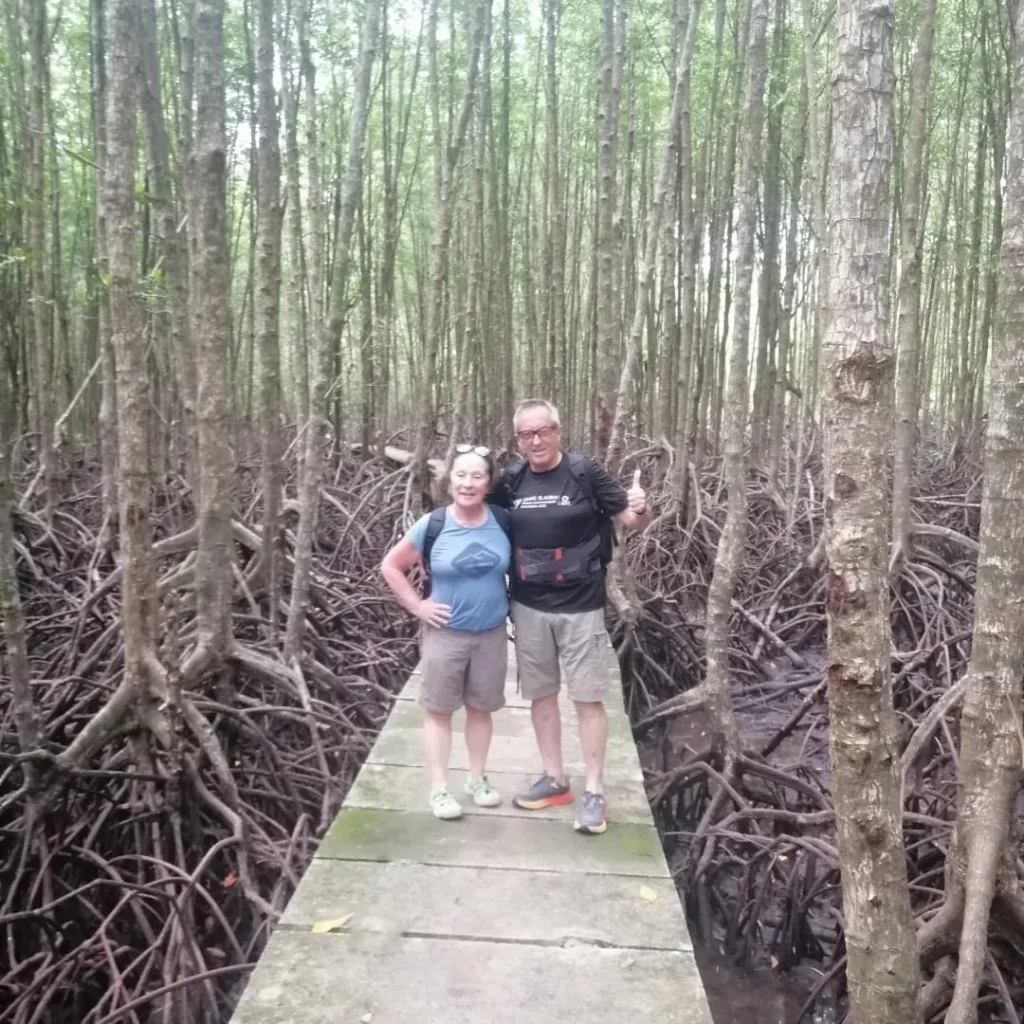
[492,453,628,612]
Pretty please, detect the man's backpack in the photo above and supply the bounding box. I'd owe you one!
[505,452,617,568]
[420,504,513,598]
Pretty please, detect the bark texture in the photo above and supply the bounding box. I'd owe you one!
[189,0,235,663]
[821,3,921,1021]
[105,0,157,712]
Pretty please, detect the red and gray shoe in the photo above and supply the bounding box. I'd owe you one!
[574,791,607,835]
[512,774,573,810]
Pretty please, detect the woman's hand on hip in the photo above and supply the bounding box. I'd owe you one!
[416,599,452,628]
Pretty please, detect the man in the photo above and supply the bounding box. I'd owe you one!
[491,399,650,834]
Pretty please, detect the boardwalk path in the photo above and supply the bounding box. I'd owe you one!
[231,640,714,1023]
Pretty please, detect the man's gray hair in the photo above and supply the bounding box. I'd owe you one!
[513,398,561,428]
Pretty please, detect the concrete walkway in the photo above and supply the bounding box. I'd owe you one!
[230,640,714,1024]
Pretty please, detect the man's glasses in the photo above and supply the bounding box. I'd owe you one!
[455,444,491,457]
[515,426,558,444]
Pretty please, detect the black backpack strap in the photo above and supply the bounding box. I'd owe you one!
[503,458,528,503]
[567,452,618,565]
[488,504,512,540]
[566,452,596,511]
[420,506,447,598]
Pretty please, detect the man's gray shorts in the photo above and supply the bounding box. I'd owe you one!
[510,601,610,703]
[418,623,508,714]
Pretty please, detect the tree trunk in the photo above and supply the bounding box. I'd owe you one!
[91,0,118,532]
[138,0,195,474]
[822,2,921,1021]
[106,0,157,717]
[606,0,701,471]
[256,0,283,633]
[927,5,1024,1018]
[412,0,487,487]
[188,0,236,669]
[702,0,768,759]
[284,0,383,661]
[891,0,938,564]
[28,0,54,517]
[594,0,622,456]
[0,355,40,779]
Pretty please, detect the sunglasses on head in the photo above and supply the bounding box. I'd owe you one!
[455,444,491,457]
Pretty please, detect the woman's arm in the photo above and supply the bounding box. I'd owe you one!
[380,537,451,627]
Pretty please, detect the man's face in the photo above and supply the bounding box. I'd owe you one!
[515,407,562,472]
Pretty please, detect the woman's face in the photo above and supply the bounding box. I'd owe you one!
[449,452,491,510]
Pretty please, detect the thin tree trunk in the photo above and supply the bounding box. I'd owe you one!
[607,0,701,471]
[256,0,283,634]
[822,2,921,1021]
[413,0,487,486]
[0,353,40,780]
[28,0,53,517]
[106,0,157,721]
[91,0,118,532]
[930,5,1024,1018]
[891,0,938,564]
[703,0,768,758]
[594,0,622,456]
[284,0,383,661]
[188,0,236,670]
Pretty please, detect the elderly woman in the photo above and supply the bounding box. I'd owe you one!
[381,446,511,820]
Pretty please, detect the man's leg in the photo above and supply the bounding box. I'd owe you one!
[574,700,607,795]
[511,602,573,809]
[530,693,566,783]
[558,608,612,834]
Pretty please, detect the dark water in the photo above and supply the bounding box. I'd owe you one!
[695,946,817,1024]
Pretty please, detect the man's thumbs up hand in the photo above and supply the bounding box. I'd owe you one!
[627,467,648,515]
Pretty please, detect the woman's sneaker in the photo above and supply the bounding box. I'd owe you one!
[512,774,573,810]
[429,787,463,820]
[464,776,502,808]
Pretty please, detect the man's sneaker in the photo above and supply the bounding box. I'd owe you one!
[464,776,502,808]
[512,774,573,810]
[574,791,607,834]
[429,788,463,820]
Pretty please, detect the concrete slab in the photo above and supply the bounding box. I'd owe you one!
[316,807,670,878]
[230,931,713,1024]
[279,860,691,950]
[346,763,654,824]
[366,726,644,780]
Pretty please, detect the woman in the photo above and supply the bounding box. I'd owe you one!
[381,446,511,820]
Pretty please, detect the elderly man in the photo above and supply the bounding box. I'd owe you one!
[491,399,650,834]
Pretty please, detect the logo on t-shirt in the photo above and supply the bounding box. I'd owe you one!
[452,542,502,579]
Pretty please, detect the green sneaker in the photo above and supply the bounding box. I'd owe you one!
[464,776,502,808]
[429,788,463,820]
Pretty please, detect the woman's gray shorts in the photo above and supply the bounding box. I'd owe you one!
[418,623,508,714]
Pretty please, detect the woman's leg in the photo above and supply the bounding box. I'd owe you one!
[423,711,454,790]
[464,707,493,780]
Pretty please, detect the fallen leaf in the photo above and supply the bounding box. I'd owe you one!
[639,885,658,902]
[311,914,353,934]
